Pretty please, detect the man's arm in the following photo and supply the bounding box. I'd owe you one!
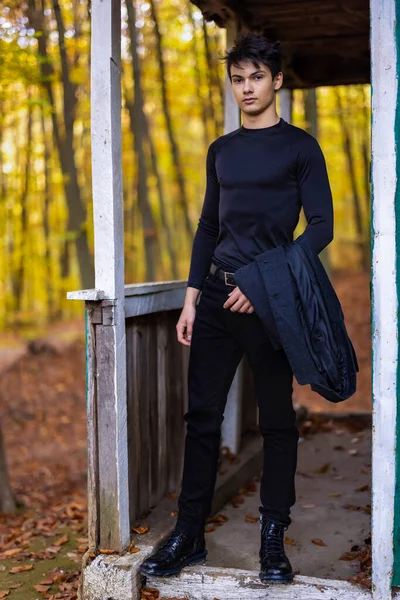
[295,135,334,255]
[186,142,220,291]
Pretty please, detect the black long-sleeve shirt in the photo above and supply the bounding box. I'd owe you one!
[187,117,334,291]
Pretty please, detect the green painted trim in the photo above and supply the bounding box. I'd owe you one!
[392,0,400,585]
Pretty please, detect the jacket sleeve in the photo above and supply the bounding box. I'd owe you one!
[295,135,334,255]
[187,142,220,290]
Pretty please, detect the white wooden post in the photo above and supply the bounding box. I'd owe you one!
[221,19,244,455]
[279,88,293,123]
[90,0,129,551]
[370,0,398,597]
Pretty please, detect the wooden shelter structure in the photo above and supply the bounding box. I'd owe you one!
[68,1,400,599]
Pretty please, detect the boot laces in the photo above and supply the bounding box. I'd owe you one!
[158,531,189,552]
[260,520,287,557]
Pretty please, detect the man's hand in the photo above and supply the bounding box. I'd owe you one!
[176,303,197,346]
[223,286,255,313]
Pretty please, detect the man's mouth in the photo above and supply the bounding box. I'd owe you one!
[243,98,256,104]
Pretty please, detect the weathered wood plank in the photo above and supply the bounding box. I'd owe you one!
[125,281,186,296]
[124,286,186,318]
[68,289,105,301]
[279,88,293,123]
[96,315,129,551]
[156,314,169,502]
[146,566,371,600]
[167,311,186,493]
[370,0,398,596]
[90,0,130,553]
[224,20,240,132]
[148,317,159,508]
[85,306,100,550]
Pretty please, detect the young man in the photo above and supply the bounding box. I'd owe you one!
[141,33,333,585]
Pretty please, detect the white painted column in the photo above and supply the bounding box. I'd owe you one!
[221,19,244,455]
[370,0,398,597]
[279,88,293,123]
[90,0,129,550]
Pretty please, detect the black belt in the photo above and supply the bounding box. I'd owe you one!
[209,262,236,286]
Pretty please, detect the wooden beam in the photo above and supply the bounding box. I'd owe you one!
[221,18,244,455]
[90,0,130,551]
[370,0,398,596]
[279,88,293,123]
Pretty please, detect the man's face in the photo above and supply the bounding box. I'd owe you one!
[230,60,283,117]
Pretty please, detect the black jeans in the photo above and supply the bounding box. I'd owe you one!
[175,271,299,537]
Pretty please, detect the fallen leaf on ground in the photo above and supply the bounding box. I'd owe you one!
[1,548,22,558]
[244,515,258,523]
[132,526,149,535]
[0,592,9,599]
[9,565,33,574]
[340,551,359,561]
[231,495,244,507]
[206,514,228,525]
[355,484,370,492]
[285,536,296,546]
[54,534,68,546]
[34,584,51,592]
[314,462,330,474]
[312,538,327,546]
[343,504,361,511]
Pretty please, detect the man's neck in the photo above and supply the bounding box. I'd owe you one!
[241,107,280,130]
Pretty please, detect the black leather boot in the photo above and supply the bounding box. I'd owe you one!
[259,515,294,584]
[140,530,207,577]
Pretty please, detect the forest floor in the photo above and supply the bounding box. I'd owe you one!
[0,269,371,600]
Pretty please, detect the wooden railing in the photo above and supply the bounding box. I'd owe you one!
[70,281,259,549]
[124,281,258,522]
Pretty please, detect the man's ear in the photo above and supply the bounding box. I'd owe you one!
[274,72,284,91]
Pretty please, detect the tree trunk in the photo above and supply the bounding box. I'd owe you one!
[147,130,179,280]
[27,0,94,289]
[40,104,54,319]
[360,86,371,221]
[149,0,194,240]
[202,19,222,138]
[303,89,331,275]
[335,88,368,271]
[126,0,159,282]
[187,3,210,149]
[0,423,16,513]
[15,96,33,313]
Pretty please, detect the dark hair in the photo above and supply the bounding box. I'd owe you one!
[222,33,282,81]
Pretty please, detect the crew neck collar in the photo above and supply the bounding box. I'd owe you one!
[240,117,285,135]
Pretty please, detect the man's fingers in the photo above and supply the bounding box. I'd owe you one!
[230,297,247,312]
[239,300,251,313]
[176,322,190,346]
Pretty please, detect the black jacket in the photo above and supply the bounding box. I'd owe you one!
[233,236,359,403]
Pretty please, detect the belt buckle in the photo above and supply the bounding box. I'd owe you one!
[224,271,236,286]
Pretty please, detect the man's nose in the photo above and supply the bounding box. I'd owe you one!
[243,80,253,93]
